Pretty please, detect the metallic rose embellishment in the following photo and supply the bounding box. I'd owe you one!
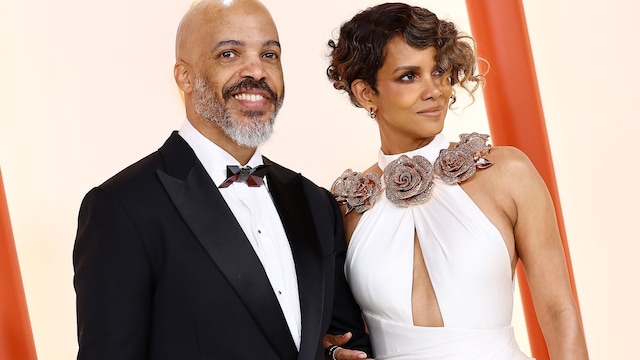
[435,132,494,184]
[332,133,494,212]
[459,132,494,169]
[433,148,477,184]
[331,169,382,214]
[384,155,434,207]
[459,132,490,154]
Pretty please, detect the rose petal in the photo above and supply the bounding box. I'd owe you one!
[384,155,434,207]
[331,169,382,214]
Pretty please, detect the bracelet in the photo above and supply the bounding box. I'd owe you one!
[326,345,339,360]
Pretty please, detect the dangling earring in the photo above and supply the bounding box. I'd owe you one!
[450,91,457,104]
[369,108,377,119]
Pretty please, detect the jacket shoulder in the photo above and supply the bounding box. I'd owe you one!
[97,132,195,195]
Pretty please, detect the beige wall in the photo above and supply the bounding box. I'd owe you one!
[1,0,637,358]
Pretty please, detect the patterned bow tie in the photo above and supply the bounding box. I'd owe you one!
[218,164,270,188]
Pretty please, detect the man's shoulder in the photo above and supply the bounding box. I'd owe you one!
[263,157,325,191]
[100,151,163,188]
[264,159,339,219]
[98,132,192,193]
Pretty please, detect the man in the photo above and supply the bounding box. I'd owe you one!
[72,0,371,359]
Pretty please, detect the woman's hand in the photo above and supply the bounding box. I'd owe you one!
[323,332,373,359]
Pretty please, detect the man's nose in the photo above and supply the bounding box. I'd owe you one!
[238,56,266,80]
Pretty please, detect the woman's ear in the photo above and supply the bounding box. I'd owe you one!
[351,79,376,110]
[174,61,193,94]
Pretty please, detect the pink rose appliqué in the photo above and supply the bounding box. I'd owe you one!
[434,132,494,184]
[433,148,477,184]
[383,155,434,207]
[332,133,494,212]
[331,169,382,214]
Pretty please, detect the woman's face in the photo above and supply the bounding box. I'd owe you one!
[370,37,453,154]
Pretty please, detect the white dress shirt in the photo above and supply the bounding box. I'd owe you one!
[179,120,302,349]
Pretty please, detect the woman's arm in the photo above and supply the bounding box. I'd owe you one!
[504,147,589,359]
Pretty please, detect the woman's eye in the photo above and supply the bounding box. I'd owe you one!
[400,72,416,81]
[433,68,446,77]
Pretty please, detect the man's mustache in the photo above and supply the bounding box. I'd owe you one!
[223,78,278,104]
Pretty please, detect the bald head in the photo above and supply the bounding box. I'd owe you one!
[175,0,277,64]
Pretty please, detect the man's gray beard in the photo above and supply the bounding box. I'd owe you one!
[192,75,281,148]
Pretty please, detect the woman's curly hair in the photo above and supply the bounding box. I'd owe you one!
[327,2,484,108]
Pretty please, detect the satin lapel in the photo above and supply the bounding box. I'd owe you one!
[264,159,325,360]
[156,134,297,359]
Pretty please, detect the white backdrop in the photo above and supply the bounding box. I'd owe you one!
[1,0,638,358]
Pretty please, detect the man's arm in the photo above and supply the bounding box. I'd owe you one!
[325,190,372,359]
[73,187,152,359]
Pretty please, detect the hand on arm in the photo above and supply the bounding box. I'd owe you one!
[323,333,373,359]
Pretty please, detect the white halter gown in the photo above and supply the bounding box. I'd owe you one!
[344,134,533,360]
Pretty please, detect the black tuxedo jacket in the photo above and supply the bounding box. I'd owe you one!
[73,132,370,359]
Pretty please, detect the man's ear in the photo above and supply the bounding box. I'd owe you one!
[174,61,193,94]
[351,79,376,110]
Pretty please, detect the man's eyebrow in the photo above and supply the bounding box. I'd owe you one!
[211,39,280,51]
[264,40,281,49]
[213,39,243,50]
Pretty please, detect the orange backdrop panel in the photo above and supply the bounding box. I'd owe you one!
[464,1,581,359]
[0,168,38,360]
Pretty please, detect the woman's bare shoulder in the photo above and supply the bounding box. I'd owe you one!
[483,145,547,203]
[486,145,536,174]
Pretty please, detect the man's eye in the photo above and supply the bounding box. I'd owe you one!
[220,51,236,58]
[263,52,279,59]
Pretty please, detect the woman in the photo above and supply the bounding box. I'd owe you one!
[324,3,588,359]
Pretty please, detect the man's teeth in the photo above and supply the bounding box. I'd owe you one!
[234,93,265,102]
